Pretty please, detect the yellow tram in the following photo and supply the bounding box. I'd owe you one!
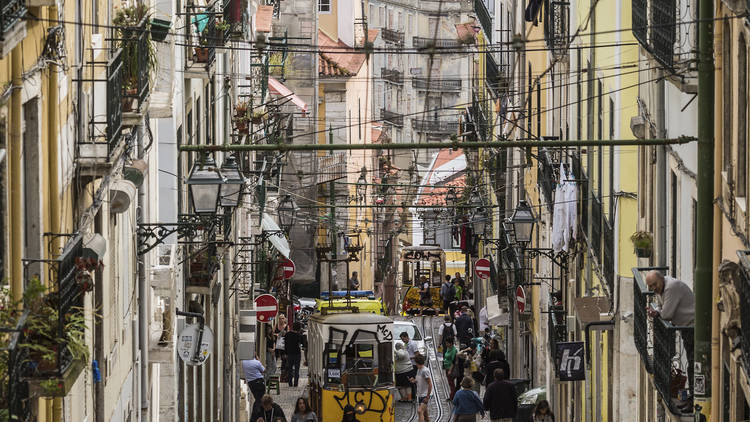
[307,312,395,422]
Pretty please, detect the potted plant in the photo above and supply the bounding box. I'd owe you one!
[251,110,265,124]
[234,101,250,134]
[630,231,654,258]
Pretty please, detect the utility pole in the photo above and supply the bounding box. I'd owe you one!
[694,0,714,414]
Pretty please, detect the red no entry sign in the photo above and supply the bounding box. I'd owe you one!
[280,258,295,279]
[255,294,279,322]
[516,286,527,313]
[475,258,491,279]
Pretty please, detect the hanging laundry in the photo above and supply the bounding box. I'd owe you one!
[524,0,544,25]
[552,162,568,253]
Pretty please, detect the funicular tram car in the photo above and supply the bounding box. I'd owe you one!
[307,311,395,422]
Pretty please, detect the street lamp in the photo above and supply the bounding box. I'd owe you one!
[355,167,367,203]
[186,153,224,214]
[472,206,489,239]
[509,200,536,246]
[219,154,245,208]
[277,194,298,232]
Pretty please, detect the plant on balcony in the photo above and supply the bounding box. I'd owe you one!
[234,101,250,134]
[630,231,653,258]
[215,17,230,32]
[114,5,158,110]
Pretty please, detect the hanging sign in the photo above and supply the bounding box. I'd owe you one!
[516,285,527,313]
[255,294,279,322]
[475,258,491,279]
[280,258,296,279]
[555,341,585,381]
[177,324,214,366]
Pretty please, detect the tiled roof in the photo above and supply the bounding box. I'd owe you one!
[416,149,467,207]
[255,5,273,33]
[318,30,368,77]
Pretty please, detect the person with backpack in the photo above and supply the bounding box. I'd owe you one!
[440,275,454,314]
[438,315,457,352]
[455,307,474,347]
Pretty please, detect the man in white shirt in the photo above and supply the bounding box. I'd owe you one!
[241,354,266,403]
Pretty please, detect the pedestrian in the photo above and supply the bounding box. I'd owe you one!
[341,404,360,422]
[478,306,489,332]
[453,278,464,302]
[265,326,277,377]
[400,331,419,400]
[274,314,288,381]
[284,322,306,387]
[483,368,517,422]
[241,354,266,404]
[290,397,317,422]
[484,349,511,386]
[455,307,475,347]
[452,377,485,422]
[412,354,432,422]
[419,276,433,314]
[442,337,458,401]
[533,400,554,422]
[438,315,457,352]
[440,275,455,314]
[645,269,695,408]
[395,342,414,402]
[348,271,360,290]
[250,394,287,422]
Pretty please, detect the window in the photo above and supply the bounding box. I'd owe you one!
[388,9,394,29]
[398,12,403,31]
[739,34,748,198]
[369,5,376,26]
[318,0,331,13]
[428,17,438,36]
[408,14,414,34]
[379,7,385,28]
[723,21,732,174]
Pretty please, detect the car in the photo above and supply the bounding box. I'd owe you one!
[392,320,431,357]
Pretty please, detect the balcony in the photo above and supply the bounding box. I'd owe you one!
[544,0,569,56]
[381,67,404,84]
[118,18,151,121]
[548,303,567,364]
[0,0,26,57]
[381,28,404,45]
[1,312,31,421]
[474,0,492,42]
[412,77,462,91]
[632,0,676,69]
[22,235,89,397]
[185,5,218,78]
[380,108,404,127]
[79,49,125,173]
[411,119,459,135]
[632,266,694,416]
[413,36,463,49]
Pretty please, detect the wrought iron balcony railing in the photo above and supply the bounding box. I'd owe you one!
[548,304,567,362]
[474,0,492,42]
[1,311,31,421]
[118,17,151,113]
[381,28,405,45]
[380,108,404,127]
[381,67,404,84]
[107,49,124,153]
[544,0,570,55]
[632,268,655,373]
[411,119,459,135]
[0,0,25,41]
[631,0,676,68]
[653,316,693,415]
[735,250,750,374]
[412,77,462,91]
[413,36,463,49]
[603,219,615,292]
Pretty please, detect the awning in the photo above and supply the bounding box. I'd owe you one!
[486,295,510,326]
[261,213,290,258]
[268,77,308,116]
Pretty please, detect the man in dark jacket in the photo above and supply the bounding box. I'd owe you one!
[284,322,307,387]
[250,394,287,422]
[483,368,517,421]
[484,350,511,386]
[454,307,474,347]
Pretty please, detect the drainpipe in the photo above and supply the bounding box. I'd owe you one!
[9,46,22,304]
[137,123,150,420]
[48,6,60,249]
[655,74,667,267]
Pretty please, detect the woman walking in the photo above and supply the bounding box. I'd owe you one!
[451,377,485,422]
[290,397,317,422]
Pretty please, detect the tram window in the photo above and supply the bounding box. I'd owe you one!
[377,342,394,385]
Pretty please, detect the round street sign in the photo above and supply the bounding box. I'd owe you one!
[255,293,279,322]
[177,324,214,366]
[280,258,295,279]
[516,286,527,313]
[475,258,492,280]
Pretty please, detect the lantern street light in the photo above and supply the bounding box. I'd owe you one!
[219,154,245,208]
[509,200,536,247]
[186,153,224,215]
[472,206,489,239]
[277,194,299,233]
[355,167,367,203]
[446,188,458,209]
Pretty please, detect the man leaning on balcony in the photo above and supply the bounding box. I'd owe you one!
[645,270,695,410]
